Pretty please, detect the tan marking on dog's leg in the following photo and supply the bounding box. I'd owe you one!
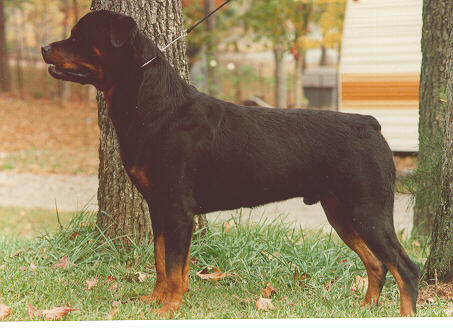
[140,233,166,305]
[385,263,415,317]
[153,265,185,319]
[321,193,387,308]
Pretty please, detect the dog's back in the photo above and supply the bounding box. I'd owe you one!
[188,96,393,213]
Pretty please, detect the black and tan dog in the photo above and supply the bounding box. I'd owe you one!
[41,10,420,317]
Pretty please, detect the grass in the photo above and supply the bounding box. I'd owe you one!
[0,210,449,320]
[0,206,72,238]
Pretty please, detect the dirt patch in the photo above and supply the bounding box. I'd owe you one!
[418,282,453,304]
[0,95,99,175]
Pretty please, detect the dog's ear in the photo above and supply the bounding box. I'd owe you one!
[109,13,138,48]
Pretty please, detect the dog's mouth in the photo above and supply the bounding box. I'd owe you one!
[48,64,94,84]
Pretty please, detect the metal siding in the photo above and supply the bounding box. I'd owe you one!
[340,0,422,152]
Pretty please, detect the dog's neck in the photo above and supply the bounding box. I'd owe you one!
[133,32,194,110]
[104,32,194,141]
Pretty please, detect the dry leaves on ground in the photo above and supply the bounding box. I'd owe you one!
[256,295,275,311]
[196,267,233,281]
[0,304,11,320]
[352,275,368,293]
[418,282,453,304]
[105,276,118,293]
[12,249,24,257]
[28,304,79,320]
[86,277,98,290]
[261,282,278,298]
[52,255,69,269]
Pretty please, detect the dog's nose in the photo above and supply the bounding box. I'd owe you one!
[41,45,51,58]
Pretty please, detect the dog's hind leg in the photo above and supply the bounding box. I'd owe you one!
[322,191,420,316]
[321,192,388,307]
[349,201,420,317]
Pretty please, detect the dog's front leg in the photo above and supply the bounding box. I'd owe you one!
[154,203,193,318]
[140,218,167,305]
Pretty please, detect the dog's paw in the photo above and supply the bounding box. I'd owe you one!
[140,292,165,305]
[152,303,180,319]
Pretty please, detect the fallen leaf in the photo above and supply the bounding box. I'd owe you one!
[223,221,232,233]
[29,262,38,272]
[261,251,279,260]
[426,297,435,304]
[105,276,115,283]
[293,271,311,286]
[39,248,47,259]
[42,306,79,320]
[86,277,98,290]
[280,296,294,306]
[261,282,278,298]
[256,295,275,311]
[52,256,68,269]
[136,272,147,283]
[444,305,453,316]
[352,275,368,293]
[108,306,119,320]
[12,249,24,257]
[68,232,80,240]
[0,264,5,270]
[411,241,421,247]
[196,267,233,281]
[0,304,11,320]
[190,257,199,266]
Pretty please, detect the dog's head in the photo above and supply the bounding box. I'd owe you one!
[41,10,139,91]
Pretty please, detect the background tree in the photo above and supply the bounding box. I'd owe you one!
[243,0,290,107]
[413,0,453,236]
[422,24,453,283]
[204,0,218,97]
[91,0,206,242]
[0,0,10,92]
[286,0,314,108]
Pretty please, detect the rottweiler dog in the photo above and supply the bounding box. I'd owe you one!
[41,10,420,318]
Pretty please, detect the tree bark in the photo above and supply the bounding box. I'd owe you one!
[293,50,305,108]
[414,0,453,236]
[422,29,453,282]
[0,0,10,93]
[274,45,287,108]
[91,0,206,243]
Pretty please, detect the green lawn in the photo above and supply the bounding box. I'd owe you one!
[0,208,448,320]
[0,206,72,238]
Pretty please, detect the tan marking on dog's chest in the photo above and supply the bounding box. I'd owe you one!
[129,167,151,190]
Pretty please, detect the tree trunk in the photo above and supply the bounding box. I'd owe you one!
[204,0,218,97]
[293,49,305,108]
[273,45,287,108]
[422,30,453,282]
[0,0,10,93]
[14,8,23,99]
[91,0,206,243]
[413,0,453,236]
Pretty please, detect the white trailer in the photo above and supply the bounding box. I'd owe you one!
[339,0,422,152]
